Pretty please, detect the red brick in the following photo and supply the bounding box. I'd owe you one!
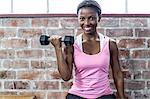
[118,49,130,59]
[133,71,142,79]
[4,81,30,89]
[148,39,150,48]
[106,29,133,37]
[0,92,17,95]
[120,18,147,27]
[0,71,16,79]
[47,92,67,99]
[0,50,15,59]
[17,70,45,80]
[99,18,119,27]
[122,71,132,79]
[48,18,59,27]
[31,38,51,48]
[32,37,56,49]
[2,28,17,37]
[0,28,5,37]
[2,18,30,27]
[46,70,62,80]
[118,39,145,48]
[31,60,54,69]
[135,29,150,37]
[148,60,150,69]
[147,81,150,89]
[131,50,150,58]
[60,18,79,28]
[33,81,59,90]
[134,91,149,99]
[142,71,150,79]
[32,18,48,27]
[16,49,43,58]
[18,28,43,38]
[47,29,74,36]
[97,28,105,34]
[125,80,145,90]
[120,60,146,70]
[31,38,42,48]
[0,81,2,89]
[45,49,56,58]
[19,91,46,99]
[3,59,29,69]
[1,38,28,48]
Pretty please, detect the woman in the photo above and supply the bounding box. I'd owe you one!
[50,0,127,99]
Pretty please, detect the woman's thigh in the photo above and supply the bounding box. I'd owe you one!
[66,93,83,99]
[66,93,116,99]
[97,94,116,99]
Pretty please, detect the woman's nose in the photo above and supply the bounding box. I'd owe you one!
[84,19,90,25]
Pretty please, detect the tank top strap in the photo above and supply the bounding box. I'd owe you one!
[74,33,83,51]
[98,33,110,50]
[75,33,110,52]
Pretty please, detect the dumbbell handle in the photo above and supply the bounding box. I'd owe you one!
[40,35,74,46]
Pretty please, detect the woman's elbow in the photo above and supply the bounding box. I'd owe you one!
[62,75,72,81]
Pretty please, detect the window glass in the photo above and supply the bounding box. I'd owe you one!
[13,0,47,14]
[0,0,149,14]
[48,0,82,14]
[48,0,126,14]
[128,0,150,14]
[0,0,11,14]
[100,0,126,14]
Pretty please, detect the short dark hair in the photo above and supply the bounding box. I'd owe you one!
[77,0,101,17]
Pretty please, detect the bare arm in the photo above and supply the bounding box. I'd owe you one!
[109,40,126,99]
[50,35,73,81]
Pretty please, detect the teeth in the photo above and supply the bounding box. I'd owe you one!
[84,27,91,31]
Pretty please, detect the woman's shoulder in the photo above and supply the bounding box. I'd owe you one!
[98,33,115,42]
[74,33,83,44]
[98,33,118,51]
[109,38,118,52]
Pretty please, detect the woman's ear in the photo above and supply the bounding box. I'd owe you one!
[98,16,101,22]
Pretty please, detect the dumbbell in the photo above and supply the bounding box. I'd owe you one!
[40,35,74,46]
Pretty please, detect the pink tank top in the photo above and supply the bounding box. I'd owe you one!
[68,33,113,99]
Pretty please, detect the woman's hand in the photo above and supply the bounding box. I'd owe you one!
[50,35,62,49]
[116,95,128,99]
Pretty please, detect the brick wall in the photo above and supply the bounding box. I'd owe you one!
[0,16,150,99]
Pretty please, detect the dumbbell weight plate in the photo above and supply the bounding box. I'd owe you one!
[40,35,50,45]
[63,36,74,46]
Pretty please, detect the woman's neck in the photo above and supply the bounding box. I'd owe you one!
[83,32,99,41]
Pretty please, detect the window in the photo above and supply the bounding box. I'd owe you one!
[0,0,150,14]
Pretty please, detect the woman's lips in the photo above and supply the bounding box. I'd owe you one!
[84,27,92,32]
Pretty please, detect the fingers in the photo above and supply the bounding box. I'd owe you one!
[49,35,62,48]
[49,35,62,41]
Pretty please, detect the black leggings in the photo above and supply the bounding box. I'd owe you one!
[66,93,116,99]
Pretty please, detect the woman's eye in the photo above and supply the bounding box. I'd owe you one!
[80,17,85,21]
[89,17,95,21]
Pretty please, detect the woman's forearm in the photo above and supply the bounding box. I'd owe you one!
[55,47,72,81]
[114,72,126,99]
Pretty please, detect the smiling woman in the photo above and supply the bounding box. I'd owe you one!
[49,0,127,99]
[0,0,150,14]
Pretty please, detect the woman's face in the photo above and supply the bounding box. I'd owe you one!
[78,7,100,34]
